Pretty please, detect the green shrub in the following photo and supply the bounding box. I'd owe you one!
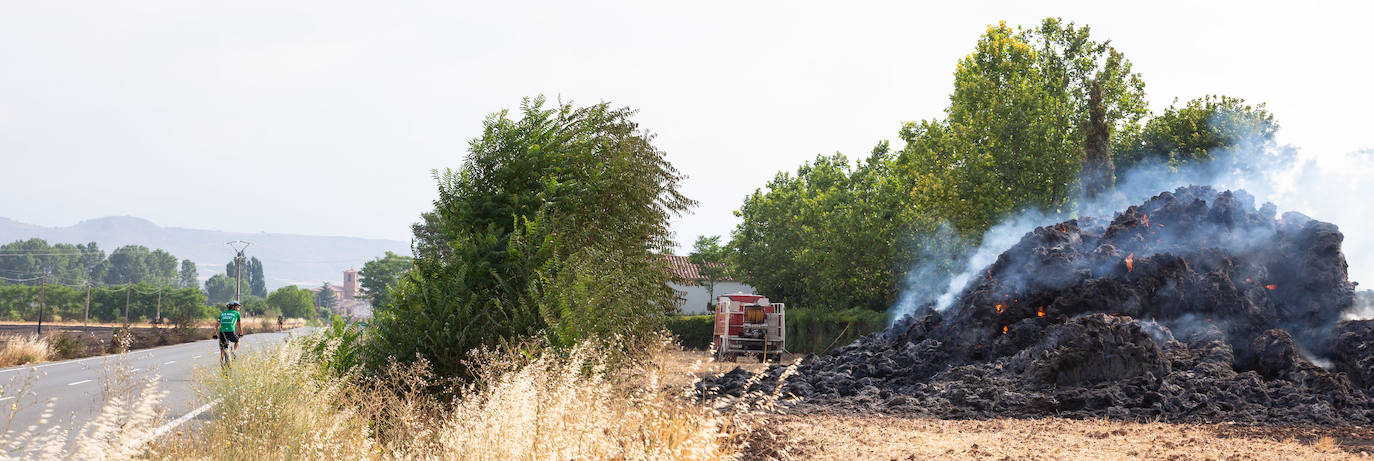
[784,307,887,354]
[302,315,367,376]
[45,332,86,359]
[664,315,714,349]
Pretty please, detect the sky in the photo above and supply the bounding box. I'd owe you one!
[1,1,1371,254]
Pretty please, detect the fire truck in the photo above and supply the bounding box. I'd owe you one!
[712,293,785,362]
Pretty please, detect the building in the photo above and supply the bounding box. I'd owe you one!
[343,269,359,300]
[308,268,373,318]
[662,255,755,315]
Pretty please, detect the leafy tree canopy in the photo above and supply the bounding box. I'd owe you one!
[1115,95,1278,171]
[358,251,411,310]
[373,96,693,382]
[267,285,315,319]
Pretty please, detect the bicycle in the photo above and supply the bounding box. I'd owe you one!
[216,332,237,375]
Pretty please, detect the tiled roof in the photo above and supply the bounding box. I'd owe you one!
[662,254,734,282]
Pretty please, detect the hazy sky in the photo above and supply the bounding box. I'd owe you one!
[2,1,1371,252]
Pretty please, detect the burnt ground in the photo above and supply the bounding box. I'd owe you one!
[704,186,1374,427]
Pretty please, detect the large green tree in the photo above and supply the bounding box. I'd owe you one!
[731,145,909,312]
[1115,95,1278,171]
[178,259,198,289]
[0,239,105,284]
[204,273,237,304]
[248,257,266,298]
[267,285,315,318]
[358,251,411,310]
[373,96,693,381]
[316,282,338,311]
[103,245,177,286]
[897,18,1148,235]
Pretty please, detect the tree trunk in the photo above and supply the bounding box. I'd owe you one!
[1081,79,1115,200]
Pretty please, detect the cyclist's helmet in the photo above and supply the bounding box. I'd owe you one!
[226,301,241,309]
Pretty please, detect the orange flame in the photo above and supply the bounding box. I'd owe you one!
[1002,325,1008,335]
[995,304,1004,314]
[1245,277,1253,283]
[1265,284,1277,291]
[1125,253,1134,273]
[1037,306,1046,317]
[1142,214,1150,228]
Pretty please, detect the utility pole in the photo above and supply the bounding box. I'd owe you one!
[124,282,131,325]
[83,279,92,329]
[226,241,252,303]
[37,269,46,334]
[155,286,163,325]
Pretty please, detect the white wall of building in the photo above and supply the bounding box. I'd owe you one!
[670,281,756,315]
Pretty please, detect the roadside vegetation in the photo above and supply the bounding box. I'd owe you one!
[0,15,1337,459]
[149,334,753,460]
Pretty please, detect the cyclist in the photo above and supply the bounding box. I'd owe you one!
[218,301,243,354]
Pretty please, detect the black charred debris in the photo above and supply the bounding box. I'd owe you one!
[701,186,1374,425]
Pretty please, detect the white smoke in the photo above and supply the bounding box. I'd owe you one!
[887,117,1374,323]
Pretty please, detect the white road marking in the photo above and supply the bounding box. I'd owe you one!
[162,361,176,365]
[132,400,218,449]
[0,396,13,401]
[67,379,92,386]
[191,355,201,359]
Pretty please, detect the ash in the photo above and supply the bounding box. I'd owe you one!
[703,186,1374,425]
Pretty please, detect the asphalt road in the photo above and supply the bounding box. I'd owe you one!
[0,328,311,452]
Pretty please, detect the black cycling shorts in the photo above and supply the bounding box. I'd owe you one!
[218,331,239,348]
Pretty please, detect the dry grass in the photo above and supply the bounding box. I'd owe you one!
[0,334,50,367]
[150,334,750,460]
[147,342,373,460]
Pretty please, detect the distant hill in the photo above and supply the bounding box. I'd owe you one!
[0,216,410,290]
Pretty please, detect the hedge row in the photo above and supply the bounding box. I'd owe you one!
[784,307,888,354]
[665,307,889,355]
[664,315,714,349]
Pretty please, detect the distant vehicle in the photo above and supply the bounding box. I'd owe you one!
[712,293,785,362]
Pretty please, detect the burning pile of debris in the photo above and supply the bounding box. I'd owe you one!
[705,186,1374,425]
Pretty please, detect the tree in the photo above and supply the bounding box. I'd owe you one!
[248,257,266,298]
[359,251,411,310]
[896,18,1148,235]
[731,145,909,312]
[373,96,693,382]
[688,236,729,311]
[204,274,237,304]
[316,282,338,312]
[178,259,198,289]
[267,285,315,319]
[0,239,106,284]
[103,245,177,286]
[1115,95,1279,171]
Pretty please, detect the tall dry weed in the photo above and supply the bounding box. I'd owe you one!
[152,332,757,460]
[0,334,50,367]
[147,341,374,460]
[375,336,740,460]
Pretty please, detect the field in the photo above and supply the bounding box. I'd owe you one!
[659,351,1374,460]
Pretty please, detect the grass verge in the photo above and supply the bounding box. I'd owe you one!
[150,333,759,460]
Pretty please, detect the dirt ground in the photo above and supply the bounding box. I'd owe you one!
[660,349,1374,460]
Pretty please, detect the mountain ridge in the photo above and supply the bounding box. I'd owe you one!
[0,216,411,290]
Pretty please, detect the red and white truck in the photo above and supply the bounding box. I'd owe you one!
[712,293,785,362]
